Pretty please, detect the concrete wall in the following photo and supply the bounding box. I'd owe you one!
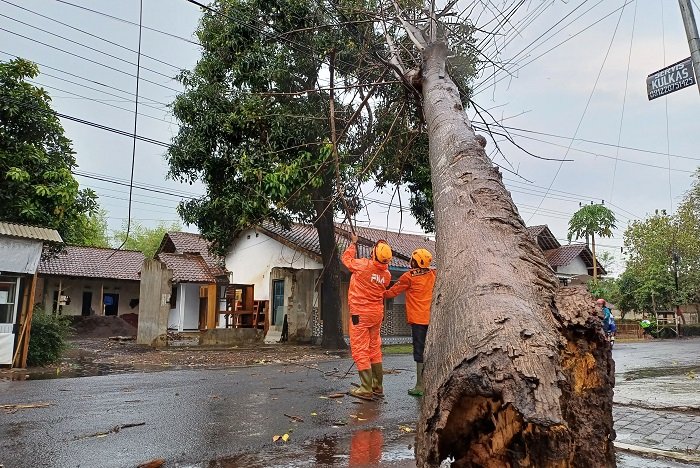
[199,328,264,346]
[225,228,322,301]
[137,259,172,347]
[556,256,589,276]
[40,276,140,316]
[270,267,320,343]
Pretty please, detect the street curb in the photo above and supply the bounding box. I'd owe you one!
[615,441,700,463]
[614,400,700,415]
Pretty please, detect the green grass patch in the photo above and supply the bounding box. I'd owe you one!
[383,344,413,355]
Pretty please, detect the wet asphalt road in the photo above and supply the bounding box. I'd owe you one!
[1,338,699,467]
[1,355,420,468]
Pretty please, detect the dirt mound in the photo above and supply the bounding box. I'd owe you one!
[69,316,137,338]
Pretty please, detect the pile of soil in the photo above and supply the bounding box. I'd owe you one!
[68,316,137,338]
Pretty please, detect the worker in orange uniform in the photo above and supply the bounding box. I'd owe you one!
[342,233,392,400]
[384,248,435,397]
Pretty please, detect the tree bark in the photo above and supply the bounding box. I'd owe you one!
[416,42,615,467]
[592,234,598,280]
[314,181,348,349]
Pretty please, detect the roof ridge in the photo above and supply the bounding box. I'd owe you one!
[60,244,145,254]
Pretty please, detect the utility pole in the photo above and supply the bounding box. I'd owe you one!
[679,0,700,94]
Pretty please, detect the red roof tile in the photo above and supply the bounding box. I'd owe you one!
[160,231,227,277]
[157,253,216,283]
[38,246,144,281]
[543,244,607,275]
[259,222,422,269]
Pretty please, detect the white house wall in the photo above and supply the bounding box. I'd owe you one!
[225,228,323,301]
[556,256,589,276]
[40,277,140,316]
[168,283,203,331]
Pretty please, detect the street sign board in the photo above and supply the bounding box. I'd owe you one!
[647,57,696,100]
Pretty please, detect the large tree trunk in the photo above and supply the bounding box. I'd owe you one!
[415,42,615,467]
[314,182,347,349]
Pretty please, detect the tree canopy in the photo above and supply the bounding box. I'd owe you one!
[0,58,100,245]
[113,221,181,258]
[618,173,700,313]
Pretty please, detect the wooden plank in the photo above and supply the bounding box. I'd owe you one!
[206,284,217,329]
[15,273,37,368]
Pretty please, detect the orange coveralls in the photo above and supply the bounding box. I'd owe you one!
[384,268,436,325]
[342,243,391,371]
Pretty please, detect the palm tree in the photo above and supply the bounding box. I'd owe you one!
[568,204,617,281]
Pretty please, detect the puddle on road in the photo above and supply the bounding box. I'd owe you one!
[622,365,699,381]
[1,361,169,381]
[180,429,415,467]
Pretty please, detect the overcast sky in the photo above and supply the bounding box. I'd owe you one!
[2,0,699,274]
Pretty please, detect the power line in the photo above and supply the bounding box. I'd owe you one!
[0,0,183,71]
[1,95,172,147]
[27,79,175,125]
[610,0,637,202]
[112,0,144,255]
[487,123,700,162]
[0,27,181,93]
[0,12,178,81]
[482,126,697,174]
[474,0,635,96]
[54,0,202,46]
[0,50,169,108]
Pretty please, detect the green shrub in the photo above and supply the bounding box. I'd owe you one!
[27,311,72,366]
[680,324,700,337]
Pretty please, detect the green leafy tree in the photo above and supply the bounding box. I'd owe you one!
[113,221,181,258]
[71,209,110,248]
[567,204,617,280]
[0,58,98,243]
[620,172,700,314]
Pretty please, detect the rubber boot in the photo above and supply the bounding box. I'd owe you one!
[408,362,424,397]
[371,362,384,397]
[349,369,374,400]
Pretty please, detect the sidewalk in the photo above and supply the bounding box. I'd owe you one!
[614,403,700,465]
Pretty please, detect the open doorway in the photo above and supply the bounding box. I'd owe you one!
[82,292,92,316]
[103,293,119,316]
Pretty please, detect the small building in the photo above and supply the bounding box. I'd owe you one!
[37,246,144,318]
[155,232,229,332]
[527,225,606,284]
[0,222,62,367]
[226,223,425,344]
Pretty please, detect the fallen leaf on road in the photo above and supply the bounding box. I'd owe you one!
[311,412,318,416]
[398,425,414,433]
[273,435,281,442]
[281,433,290,442]
[137,458,165,468]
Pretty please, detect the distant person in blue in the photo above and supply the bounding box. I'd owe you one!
[597,298,616,346]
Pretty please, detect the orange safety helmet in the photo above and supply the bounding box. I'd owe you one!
[411,248,433,268]
[372,240,393,264]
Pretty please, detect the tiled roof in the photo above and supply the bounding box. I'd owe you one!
[0,221,62,243]
[160,231,227,277]
[544,243,607,275]
[157,253,216,283]
[259,222,420,269]
[526,224,560,250]
[38,246,144,281]
[343,224,436,265]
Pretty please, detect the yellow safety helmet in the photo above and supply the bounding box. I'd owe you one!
[372,240,393,264]
[411,248,433,268]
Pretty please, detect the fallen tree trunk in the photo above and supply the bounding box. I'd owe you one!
[416,42,615,467]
